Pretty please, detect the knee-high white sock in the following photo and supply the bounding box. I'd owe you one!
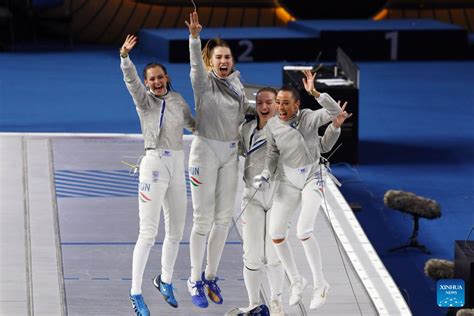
[205,224,229,279]
[190,227,208,282]
[266,264,284,302]
[161,238,179,284]
[301,234,325,287]
[131,240,152,295]
[243,266,262,306]
[273,239,300,283]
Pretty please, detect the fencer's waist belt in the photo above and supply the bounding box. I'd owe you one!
[145,148,176,158]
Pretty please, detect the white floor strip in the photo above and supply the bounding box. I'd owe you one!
[324,177,412,315]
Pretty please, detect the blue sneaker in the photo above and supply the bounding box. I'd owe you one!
[129,294,150,316]
[187,278,209,308]
[247,304,270,316]
[225,304,270,316]
[202,272,223,304]
[153,275,178,308]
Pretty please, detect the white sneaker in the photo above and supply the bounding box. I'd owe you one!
[289,277,308,306]
[270,299,284,316]
[310,282,330,310]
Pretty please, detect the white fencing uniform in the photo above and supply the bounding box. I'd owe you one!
[188,36,253,282]
[239,119,284,307]
[264,93,341,290]
[121,56,195,293]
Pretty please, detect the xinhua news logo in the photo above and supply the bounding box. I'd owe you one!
[437,279,465,307]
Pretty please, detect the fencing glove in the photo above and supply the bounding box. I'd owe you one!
[253,169,271,191]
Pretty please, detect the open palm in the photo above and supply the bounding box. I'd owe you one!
[302,69,316,93]
[121,34,137,55]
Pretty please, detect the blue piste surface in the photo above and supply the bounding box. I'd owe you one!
[0,47,473,316]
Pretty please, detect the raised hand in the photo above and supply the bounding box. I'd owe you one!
[302,69,319,97]
[120,34,137,56]
[185,11,202,38]
[332,101,352,128]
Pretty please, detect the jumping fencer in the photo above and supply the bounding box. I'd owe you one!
[253,70,352,310]
[185,11,254,308]
[120,34,195,316]
[227,87,285,316]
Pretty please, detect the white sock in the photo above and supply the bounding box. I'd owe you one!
[190,227,208,282]
[131,239,152,295]
[273,239,300,283]
[266,263,284,302]
[243,266,262,306]
[301,234,325,287]
[161,238,179,284]
[205,224,229,279]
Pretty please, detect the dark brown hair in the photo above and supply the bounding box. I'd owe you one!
[143,63,172,91]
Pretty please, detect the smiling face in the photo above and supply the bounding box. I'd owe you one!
[210,46,233,78]
[144,65,169,96]
[256,90,276,126]
[276,90,300,121]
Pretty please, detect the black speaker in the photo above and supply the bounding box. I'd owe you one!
[454,240,474,308]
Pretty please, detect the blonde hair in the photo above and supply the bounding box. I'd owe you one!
[202,38,233,71]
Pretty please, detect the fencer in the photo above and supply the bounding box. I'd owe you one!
[253,70,352,310]
[120,34,195,316]
[228,87,285,316]
[185,11,254,308]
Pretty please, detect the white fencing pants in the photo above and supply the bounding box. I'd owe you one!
[241,183,284,305]
[131,149,187,294]
[270,165,326,286]
[270,165,324,239]
[188,136,239,281]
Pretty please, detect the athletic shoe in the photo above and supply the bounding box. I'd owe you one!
[187,278,209,308]
[269,300,284,316]
[202,272,223,304]
[225,304,270,315]
[289,277,308,306]
[250,304,270,315]
[153,275,178,308]
[310,281,330,310]
[129,293,150,316]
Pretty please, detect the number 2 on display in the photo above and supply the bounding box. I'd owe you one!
[238,39,254,62]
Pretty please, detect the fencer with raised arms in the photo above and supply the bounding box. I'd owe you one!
[254,70,352,310]
[185,11,255,308]
[120,34,195,315]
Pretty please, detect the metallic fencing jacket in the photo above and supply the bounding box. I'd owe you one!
[189,36,254,142]
[264,93,342,177]
[121,56,195,150]
[239,118,271,187]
